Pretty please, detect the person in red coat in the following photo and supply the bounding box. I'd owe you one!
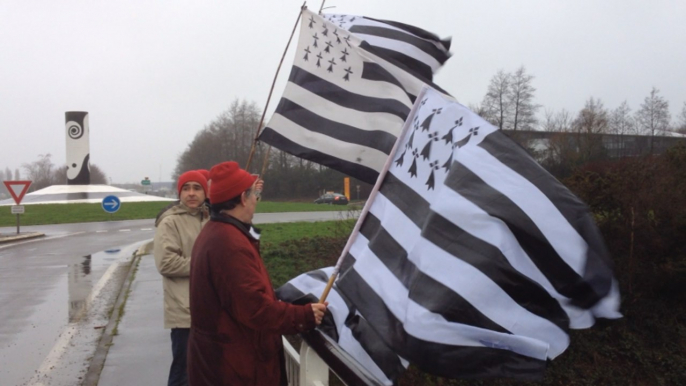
[188,161,327,386]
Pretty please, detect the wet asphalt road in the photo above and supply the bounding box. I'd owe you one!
[0,219,157,386]
[0,211,352,385]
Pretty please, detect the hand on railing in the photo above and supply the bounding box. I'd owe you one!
[311,302,328,325]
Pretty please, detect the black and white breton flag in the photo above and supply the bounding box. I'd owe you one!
[277,86,621,383]
[322,13,451,81]
[259,9,450,184]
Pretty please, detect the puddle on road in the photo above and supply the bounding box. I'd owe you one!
[1,245,137,386]
[68,250,120,322]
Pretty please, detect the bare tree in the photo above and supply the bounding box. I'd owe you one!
[468,102,489,118]
[481,70,511,130]
[610,101,635,136]
[90,164,108,184]
[14,169,20,180]
[22,154,55,190]
[677,102,686,134]
[635,87,670,153]
[573,97,609,162]
[4,168,11,181]
[174,99,265,181]
[541,109,572,132]
[508,66,540,131]
[608,101,636,158]
[22,154,108,190]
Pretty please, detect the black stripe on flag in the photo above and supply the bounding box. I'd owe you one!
[346,313,406,382]
[276,98,397,155]
[359,41,450,97]
[422,212,569,331]
[359,212,511,333]
[363,17,452,53]
[360,62,409,98]
[337,268,547,379]
[276,270,403,383]
[259,127,380,184]
[378,172,568,331]
[444,160,601,307]
[378,172,431,225]
[288,66,410,120]
[366,46,434,83]
[478,131,614,305]
[350,25,451,65]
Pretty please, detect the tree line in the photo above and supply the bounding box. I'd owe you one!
[0,167,21,183]
[3,154,109,192]
[474,66,686,135]
[172,100,372,201]
[174,68,686,199]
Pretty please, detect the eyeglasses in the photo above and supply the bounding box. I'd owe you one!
[245,188,261,202]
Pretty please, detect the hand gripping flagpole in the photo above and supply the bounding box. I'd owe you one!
[318,86,432,303]
[245,2,307,171]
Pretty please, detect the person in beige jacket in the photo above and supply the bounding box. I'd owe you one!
[154,170,208,386]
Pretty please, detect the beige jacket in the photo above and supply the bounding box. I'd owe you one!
[153,203,208,328]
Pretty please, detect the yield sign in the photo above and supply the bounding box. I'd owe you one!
[3,180,32,205]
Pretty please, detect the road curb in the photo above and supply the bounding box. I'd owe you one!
[0,232,45,244]
[82,249,144,386]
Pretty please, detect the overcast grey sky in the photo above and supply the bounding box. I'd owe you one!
[1,0,684,183]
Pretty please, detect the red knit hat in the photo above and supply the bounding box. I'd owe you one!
[196,169,210,180]
[209,161,256,204]
[177,170,208,196]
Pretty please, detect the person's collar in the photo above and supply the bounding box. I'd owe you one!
[179,202,203,215]
[211,211,261,241]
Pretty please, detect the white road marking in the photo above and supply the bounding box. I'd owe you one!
[119,229,131,232]
[29,242,143,385]
[96,230,108,233]
[0,232,87,250]
[141,228,153,231]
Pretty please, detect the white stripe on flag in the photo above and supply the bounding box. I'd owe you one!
[362,49,428,98]
[283,82,407,134]
[365,193,569,357]
[267,114,390,170]
[350,232,551,360]
[456,146,587,275]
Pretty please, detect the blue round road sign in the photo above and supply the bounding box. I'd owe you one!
[102,195,121,213]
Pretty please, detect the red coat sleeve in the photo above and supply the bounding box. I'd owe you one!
[211,236,316,334]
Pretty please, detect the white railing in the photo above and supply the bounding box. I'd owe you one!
[282,336,329,386]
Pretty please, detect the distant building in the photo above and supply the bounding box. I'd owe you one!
[505,130,686,161]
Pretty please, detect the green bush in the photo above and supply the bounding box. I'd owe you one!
[263,147,686,384]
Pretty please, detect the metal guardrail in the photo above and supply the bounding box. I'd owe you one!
[283,336,329,386]
[282,330,386,386]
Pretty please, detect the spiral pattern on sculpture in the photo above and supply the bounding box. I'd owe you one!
[68,124,84,139]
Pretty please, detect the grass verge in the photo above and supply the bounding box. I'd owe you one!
[0,200,363,227]
[260,221,686,385]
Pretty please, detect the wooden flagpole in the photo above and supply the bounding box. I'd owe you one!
[317,85,431,302]
[245,2,307,171]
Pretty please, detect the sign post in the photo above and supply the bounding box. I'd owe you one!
[101,195,121,220]
[344,177,350,200]
[3,180,32,234]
